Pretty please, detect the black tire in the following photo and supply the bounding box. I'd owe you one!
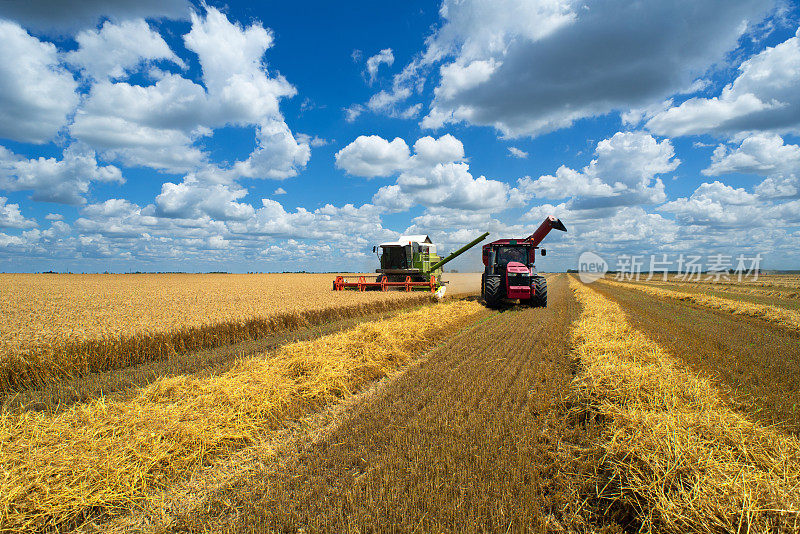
[483,274,503,308]
[480,273,485,299]
[531,276,547,307]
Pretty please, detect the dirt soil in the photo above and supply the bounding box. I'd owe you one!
[170,274,604,533]
[594,281,800,434]
[440,272,482,294]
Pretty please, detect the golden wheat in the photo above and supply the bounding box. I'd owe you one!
[600,277,800,332]
[569,277,800,533]
[0,299,483,531]
[0,273,428,391]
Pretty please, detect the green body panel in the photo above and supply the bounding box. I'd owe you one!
[413,251,443,278]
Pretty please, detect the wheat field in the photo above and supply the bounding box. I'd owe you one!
[0,273,427,391]
[4,273,800,532]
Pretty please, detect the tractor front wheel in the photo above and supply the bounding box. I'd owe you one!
[530,276,547,307]
[483,274,503,308]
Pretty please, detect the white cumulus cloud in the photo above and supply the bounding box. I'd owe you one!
[335,136,411,178]
[702,133,800,199]
[507,147,528,158]
[0,20,79,143]
[70,6,309,177]
[66,19,185,81]
[518,131,678,209]
[0,145,124,205]
[661,180,800,227]
[646,27,800,137]
[0,197,37,229]
[0,0,189,32]
[336,133,519,212]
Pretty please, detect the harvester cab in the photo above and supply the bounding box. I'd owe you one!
[376,235,440,283]
[481,216,566,308]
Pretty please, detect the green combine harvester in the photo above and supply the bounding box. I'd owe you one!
[333,232,489,292]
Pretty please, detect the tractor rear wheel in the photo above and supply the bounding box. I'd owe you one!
[483,274,503,308]
[531,276,547,307]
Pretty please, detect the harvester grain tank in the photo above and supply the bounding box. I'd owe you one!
[481,216,567,308]
[333,232,489,292]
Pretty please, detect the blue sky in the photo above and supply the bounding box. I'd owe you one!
[0,0,799,273]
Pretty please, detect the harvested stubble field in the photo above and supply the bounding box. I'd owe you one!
[3,272,800,533]
[0,299,484,531]
[175,274,596,532]
[569,278,800,533]
[662,273,800,289]
[0,273,430,392]
[594,277,800,433]
[603,277,800,332]
[624,276,800,310]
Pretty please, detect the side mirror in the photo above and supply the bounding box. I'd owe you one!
[541,249,546,256]
[372,246,376,253]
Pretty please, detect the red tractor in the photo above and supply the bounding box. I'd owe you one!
[481,216,567,308]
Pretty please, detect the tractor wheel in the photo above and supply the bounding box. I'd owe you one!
[483,274,503,308]
[531,276,547,307]
[480,273,485,299]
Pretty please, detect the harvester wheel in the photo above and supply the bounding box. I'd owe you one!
[531,276,547,307]
[483,274,503,308]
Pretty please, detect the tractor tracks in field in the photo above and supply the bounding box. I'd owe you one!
[167,274,599,533]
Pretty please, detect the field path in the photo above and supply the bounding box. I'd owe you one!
[174,274,590,532]
[593,280,800,434]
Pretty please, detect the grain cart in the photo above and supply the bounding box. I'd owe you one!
[481,216,566,307]
[333,232,489,292]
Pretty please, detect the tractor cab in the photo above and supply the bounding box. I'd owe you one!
[493,244,533,268]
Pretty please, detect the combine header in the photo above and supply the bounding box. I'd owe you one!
[333,232,489,292]
[481,216,566,308]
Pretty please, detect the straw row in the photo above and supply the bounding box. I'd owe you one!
[0,299,483,531]
[0,294,431,393]
[644,279,800,301]
[599,278,800,333]
[568,277,800,533]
